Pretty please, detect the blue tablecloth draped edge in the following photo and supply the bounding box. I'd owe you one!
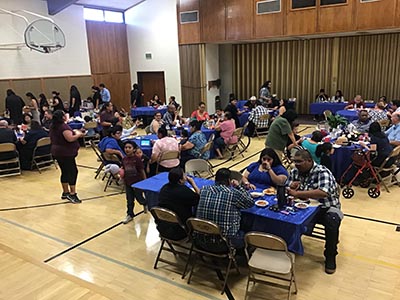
[132,173,319,255]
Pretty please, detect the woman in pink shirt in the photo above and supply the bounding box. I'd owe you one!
[190,102,210,121]
[214,111,237,159]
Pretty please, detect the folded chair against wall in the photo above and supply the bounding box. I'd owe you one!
[31,137,56,173]
[184,218,240,295]
[244,232,297,300]
[150,207,190,276]
[373,145,400,192]
[0,143,21,177]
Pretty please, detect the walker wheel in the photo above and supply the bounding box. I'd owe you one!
[342,187,354,199]
[367,187,380,198]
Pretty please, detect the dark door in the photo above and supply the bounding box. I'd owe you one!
[137,72,166,105]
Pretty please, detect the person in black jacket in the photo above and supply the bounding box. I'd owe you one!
[5,89,25,125]
[157,167,200,239]
[130,83,140,107]
[224,97,241,128]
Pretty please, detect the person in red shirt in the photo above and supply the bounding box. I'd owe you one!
[121,141,147,224]
[190,101,210,121]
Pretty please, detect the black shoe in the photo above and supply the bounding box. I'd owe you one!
[325,257,336,274]
[66,194,81,204]
[61,192,70,199]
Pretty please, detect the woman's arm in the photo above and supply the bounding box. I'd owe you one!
[267,168,287,186]
[180,141,194,151]
[242,170,256,190]
[62,129,84,142]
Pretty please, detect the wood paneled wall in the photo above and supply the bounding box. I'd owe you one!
[0,76,93,114]
[178,44,206,116]
[178,0,400,44]
[232,33,400,114]
[86,21,131,111]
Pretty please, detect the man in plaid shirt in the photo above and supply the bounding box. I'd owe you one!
[287,150,342,275]
[196,168,253,249]
[247,101,269,137]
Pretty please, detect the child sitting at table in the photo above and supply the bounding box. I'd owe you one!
[316,142,334,172]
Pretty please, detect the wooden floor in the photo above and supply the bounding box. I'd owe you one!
[1,125,400,300]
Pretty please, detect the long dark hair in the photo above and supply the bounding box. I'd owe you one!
[368,121,386,138]
[51,110,65,129]
[316,142,333,157]
[26,92,37,100]
[261,80,271,91]
[258,148,282,167]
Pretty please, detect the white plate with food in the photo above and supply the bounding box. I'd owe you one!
[263,187,276,195]
[255,200,269,208]
[294,202,309,209]
[250,192,264,198]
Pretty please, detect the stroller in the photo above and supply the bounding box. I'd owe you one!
[339,149,381,198]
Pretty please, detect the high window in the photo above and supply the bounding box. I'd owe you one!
[83,8,124,23]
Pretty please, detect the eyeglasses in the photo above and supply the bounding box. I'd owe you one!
[293,159,305,164]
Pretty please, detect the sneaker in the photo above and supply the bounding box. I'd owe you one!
[66,194,81,204]
[72,194,82,203]
[61,192,70,199]
[122,215,134,224]
[325,257,336,275]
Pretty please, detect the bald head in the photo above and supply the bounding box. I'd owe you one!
[0,120,8,127]
[391,112,400,124]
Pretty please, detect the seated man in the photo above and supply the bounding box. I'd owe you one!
[150,127,179,174]
[345,95,364,109]
[247,101,269,137]
[351,109,371,134]
[196,168,253,249]
[0,120,17,160]
[42,110,53,132]
[158,167,200,239]
[243,96,262,111]
[287,150,343,275]
[385,112,400,147]
[162,105,180,129]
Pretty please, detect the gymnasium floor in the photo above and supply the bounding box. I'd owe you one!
[1,125,400,300]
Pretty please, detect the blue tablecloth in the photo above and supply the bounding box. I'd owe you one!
[132,172,214,208]
[133,174,319,255]
[310,102,375,114]
[129,134,157,157]
[131,106,167,118]
[68,121,84,130]
[241,194,319,255]
[336,110,359,122]
[331,144,360,181]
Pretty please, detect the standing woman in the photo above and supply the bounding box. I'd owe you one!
[69,85,82,115]
[259,80,272,103]
[49,110,84,203]
[51,91,64,112]
[25,92,41,123]
[91,86,102,110]
[38,93,49,119]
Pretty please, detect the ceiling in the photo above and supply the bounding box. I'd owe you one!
[75,0,145,11]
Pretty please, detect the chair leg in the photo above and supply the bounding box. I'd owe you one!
[153,239,165,269]
[182,245,194,279]
[221,258,232,294]
[377,173,390,193]
[187,254,197,284]
[244,276,251,300]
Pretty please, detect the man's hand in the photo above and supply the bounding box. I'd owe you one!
[289,181,300,190]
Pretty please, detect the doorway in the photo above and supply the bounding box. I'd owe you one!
[137,71,166,105]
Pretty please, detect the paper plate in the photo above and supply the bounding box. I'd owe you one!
[294,202,309,209]
[250,192,264,198]
[255,200,269,208]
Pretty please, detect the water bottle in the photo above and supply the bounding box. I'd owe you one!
[277,184,287,209]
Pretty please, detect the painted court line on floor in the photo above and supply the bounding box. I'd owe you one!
[0,216,224,300]
[0,192,122,211]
